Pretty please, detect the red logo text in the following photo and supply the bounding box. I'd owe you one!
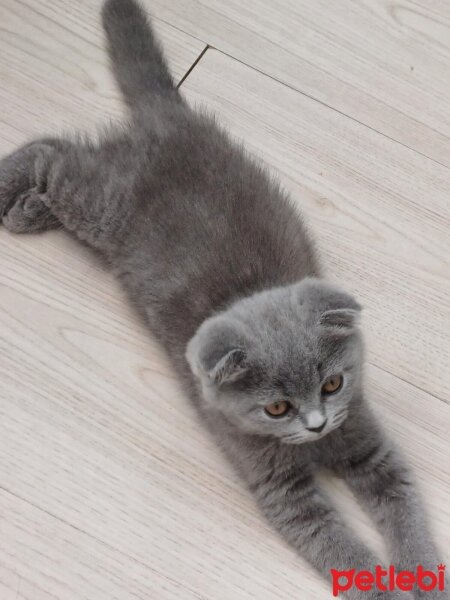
[330,565,446,597]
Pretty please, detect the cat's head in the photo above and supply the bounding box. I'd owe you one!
[186,278,364,444]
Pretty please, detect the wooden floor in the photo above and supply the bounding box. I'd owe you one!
[0,1,449,598]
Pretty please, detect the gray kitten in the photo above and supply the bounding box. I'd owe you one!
[0,1,446,598]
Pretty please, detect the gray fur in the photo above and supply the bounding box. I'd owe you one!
[0,1,445,597]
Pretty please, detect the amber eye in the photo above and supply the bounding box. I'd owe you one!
[321,374,343,395]
[264,401,291,418]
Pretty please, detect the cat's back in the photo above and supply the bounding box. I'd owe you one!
[121,109,320,344]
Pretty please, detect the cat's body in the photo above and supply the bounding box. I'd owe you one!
[0,1,445,598]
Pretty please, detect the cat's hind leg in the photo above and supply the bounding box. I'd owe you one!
[38,135,137,253]
[0,139,62,233]
[1,136,135,252]
[2,190,60,233]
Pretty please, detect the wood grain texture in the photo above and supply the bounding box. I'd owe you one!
[0,230,448,599]
[0,0,205,151]
[182,48,450,403]
[0,1,449,598]
[146,0,450,166]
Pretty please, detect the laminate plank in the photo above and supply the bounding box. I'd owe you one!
[147,0,450,166]
[0,488,207,600]
[181,48,450,402]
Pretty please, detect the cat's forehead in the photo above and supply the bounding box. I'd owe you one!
[243,299,322,353]
[231,279,360,359]
[246,310,355,380]
[258,331,325,376]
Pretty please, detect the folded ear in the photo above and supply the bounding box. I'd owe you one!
[186,317,249,386]
[320,308,361,329]
[296,278,362,331]
[205,347,247,385]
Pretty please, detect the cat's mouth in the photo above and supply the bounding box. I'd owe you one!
[282,429,330,444]
[281,409,348,444]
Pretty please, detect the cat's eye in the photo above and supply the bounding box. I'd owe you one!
[321,374,343,395]
[264,401,291,418]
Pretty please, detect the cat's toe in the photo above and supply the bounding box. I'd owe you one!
[2,191,60,233]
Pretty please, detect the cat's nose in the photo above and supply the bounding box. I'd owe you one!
[306,420,327,433]
[305,410,327,433]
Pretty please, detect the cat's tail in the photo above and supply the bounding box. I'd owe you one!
[101,0,181,115]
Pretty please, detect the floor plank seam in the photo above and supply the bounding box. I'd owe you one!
[368,362,449,406]
[177,45,210,89]
[178,45,450,171]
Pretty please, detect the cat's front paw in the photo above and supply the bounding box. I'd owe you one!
[414,589,449,600]
[359,592,413,600]
[2,190,59,233]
